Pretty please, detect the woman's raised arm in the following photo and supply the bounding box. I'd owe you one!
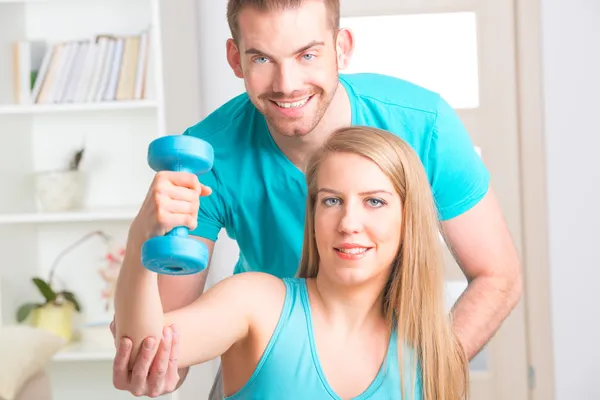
[114,256,284,369]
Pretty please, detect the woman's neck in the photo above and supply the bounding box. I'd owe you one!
[308,274,388,336]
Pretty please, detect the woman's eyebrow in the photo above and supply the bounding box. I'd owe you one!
[317,188,393,196]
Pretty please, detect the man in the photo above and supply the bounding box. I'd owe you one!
[112,0,522,398]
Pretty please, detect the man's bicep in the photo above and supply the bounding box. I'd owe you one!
[157,235,216,312]
[440,187,520,280]
[428,96,490,221]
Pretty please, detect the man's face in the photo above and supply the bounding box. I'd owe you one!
[227,1,343,137]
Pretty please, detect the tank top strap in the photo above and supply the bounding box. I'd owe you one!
[250,277,300,372]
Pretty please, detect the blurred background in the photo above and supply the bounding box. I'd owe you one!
[0,0,596,399]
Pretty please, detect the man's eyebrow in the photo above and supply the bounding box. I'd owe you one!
[317,188,393,196]
[245,40,325,58]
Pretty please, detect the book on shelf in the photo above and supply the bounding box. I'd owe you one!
[12,39,46,104]
[12,27,151,106]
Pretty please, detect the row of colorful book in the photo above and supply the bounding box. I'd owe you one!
[12,27,150,105]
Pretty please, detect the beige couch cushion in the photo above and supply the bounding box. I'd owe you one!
[0,325,64,400]
[15,370,52,400]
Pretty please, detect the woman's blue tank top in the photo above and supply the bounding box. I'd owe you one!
[225,277,423,399]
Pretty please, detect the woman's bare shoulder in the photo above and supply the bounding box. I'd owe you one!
[212,272,287,308]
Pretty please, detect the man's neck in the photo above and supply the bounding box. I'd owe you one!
[269,82,351,172]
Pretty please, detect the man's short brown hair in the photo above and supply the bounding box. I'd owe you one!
[226,0,340,44]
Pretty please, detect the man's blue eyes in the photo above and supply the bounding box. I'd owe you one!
[252,54,316,64]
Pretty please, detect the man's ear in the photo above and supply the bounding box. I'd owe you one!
[226,38,244,78]
[335,28,354,70]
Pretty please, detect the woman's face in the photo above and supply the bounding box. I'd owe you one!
[314,152,403,287]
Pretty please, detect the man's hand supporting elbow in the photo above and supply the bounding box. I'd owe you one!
[111,238,212,396]
[442,187,523,360]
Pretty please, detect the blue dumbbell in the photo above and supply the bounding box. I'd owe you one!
[140,135,214,275]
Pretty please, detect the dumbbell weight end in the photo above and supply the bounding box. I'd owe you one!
[141,235,209,275]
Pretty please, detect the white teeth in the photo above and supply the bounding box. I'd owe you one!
[275,97,309,108]
[337,248,368,255]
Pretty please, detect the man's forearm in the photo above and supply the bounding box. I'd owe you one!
[450,273,522,360]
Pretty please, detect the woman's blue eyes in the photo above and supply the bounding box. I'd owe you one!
[323,198,340,207]
[321,198,386,208]
[367,198,385,207]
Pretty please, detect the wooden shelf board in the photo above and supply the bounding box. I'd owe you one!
[0,0,48,3]
[0,100,157,115]
[53,347,115,362]
[52,326,117,362]
[0,207,138,224]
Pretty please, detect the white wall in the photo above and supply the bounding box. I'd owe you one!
[541,0,600,399]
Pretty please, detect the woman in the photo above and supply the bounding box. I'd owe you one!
[114,126,469,399]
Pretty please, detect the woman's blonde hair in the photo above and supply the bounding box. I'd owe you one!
[298,126,469,399]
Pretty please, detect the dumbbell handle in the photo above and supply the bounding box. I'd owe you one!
[163,165,195,240]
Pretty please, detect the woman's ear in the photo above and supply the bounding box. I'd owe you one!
[335,28,355,70]
[226,38,244,78]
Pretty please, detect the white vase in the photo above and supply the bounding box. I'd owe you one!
[35,170,86,212]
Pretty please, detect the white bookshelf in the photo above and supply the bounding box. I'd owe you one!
[0,0,202,399]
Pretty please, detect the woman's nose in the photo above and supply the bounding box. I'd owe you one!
[338,206,363,234]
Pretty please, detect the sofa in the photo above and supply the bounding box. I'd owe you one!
[14,370,52,400]
[0,325,63,400]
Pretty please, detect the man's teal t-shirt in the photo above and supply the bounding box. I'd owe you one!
[184,73,489,278]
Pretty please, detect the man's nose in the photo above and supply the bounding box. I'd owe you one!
[272,62,301,96]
